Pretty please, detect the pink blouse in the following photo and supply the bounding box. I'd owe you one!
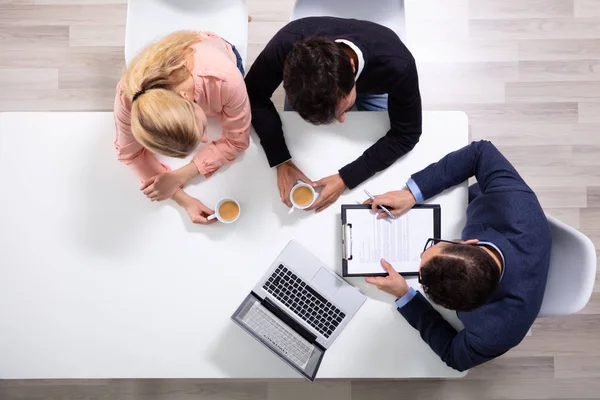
[113,32,251,182]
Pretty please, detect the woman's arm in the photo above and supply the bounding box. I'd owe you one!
[192,76,251,177]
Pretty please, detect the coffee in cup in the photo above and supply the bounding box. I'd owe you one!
[289,182,317,214]
[292,185,314,207]
[208,198,241,223]
[218,200,240,221]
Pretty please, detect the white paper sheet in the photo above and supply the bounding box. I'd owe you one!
[345,207,436,275]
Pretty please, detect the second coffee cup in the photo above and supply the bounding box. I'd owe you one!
[208,198,241,223]
[289,182,317,214]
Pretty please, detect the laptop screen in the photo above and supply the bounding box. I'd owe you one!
[231,293,325,381]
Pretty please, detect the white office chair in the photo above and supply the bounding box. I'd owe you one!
[290,0,406,41]
[125,0,248,68]
[538,214,597,317]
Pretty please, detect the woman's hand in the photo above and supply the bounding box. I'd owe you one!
[141,172,183,201]
[173,191,216,225]
[141,162,199,202]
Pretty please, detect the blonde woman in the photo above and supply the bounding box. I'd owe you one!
[114,31,250,225]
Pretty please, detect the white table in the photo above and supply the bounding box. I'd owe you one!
[0,111,468,379]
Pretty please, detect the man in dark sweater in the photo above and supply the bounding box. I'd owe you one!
[364,140,552,371]
[245,17,422,212]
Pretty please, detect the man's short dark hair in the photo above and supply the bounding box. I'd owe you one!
[420,245,500,312]
[283,36,355,125]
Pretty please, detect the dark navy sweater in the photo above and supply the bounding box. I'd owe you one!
[244,16,422,189]
[399,140,552,371]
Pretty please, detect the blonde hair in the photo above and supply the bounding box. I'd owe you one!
[122,31,204,158]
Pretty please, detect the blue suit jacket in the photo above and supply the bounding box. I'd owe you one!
[399,140,552,371]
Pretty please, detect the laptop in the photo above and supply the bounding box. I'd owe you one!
[232,240,366,381]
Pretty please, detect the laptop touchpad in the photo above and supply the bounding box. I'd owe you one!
[312,267,343,297]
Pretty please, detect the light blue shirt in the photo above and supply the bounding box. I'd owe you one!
[406,178,424,203]
[395,287,417,308]
[478,241,505,283]
[396,180,506,309]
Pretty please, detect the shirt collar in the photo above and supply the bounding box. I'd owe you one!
[334,39,364,81]
[478,241,506,282]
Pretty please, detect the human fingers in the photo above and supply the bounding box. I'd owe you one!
[140,176,155,191]
[365,276,384,285]
[307,192,325,211]
[380,259,398,276]
[315,200,333,213]
[143,184,157,196]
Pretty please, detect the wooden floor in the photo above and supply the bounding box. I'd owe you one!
[1,0,600,398]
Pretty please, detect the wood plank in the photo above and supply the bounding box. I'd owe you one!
[0,380,268,400]
[0,47,69,68]
[58,66,120,89]
[268,380,350,400]
[69,25,125,47]
[35,0,125,4]
[508,331,600,357]
[545,208,581,228]
[573,145,600,165]
[65,46,124,69]
[0,67,58,90]
[248,21,287,44]
[0,88,114,111]
[588,186,600,205]
[505,81,600,102]
[534,186,587,209]
[406,18,469,41]
[519,39,600,60]
[519,60,600,81]
[417,61,519,82]
[247,0,292,22]
[470,18,600,40]
[0,4,126,26]
[517,165,600,187]
[420,79,505,104]
[0,0,34,4]
[0,25,68,48]
[464,356,554,380]
[409,39,519,62]
[494,144,573,168]
[352,378,600,400]
[246,43,264,67]
[425,103,578,124]
[533,314,600,333]
[469,0,575,19]
[580,207,600,233]
[578,102,600,123]
[575,0,600,17]
[555,356,600,378]
[471,123,600,146]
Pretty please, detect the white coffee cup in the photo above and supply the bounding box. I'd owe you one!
[288,182,318,214]
[207,198,241,223]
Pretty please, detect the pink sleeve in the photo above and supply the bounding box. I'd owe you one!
[192,75,251,177]
[113,82,169,182]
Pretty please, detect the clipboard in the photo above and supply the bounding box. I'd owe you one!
[341,204,441,277]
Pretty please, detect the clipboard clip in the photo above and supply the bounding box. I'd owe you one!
[342,223,353,261]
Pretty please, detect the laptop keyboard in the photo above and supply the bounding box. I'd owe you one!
[263,264,346,339]
[242,301,313,369]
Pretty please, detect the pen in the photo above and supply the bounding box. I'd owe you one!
[364,190,396,219]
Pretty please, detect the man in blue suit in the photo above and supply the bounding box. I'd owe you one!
[365,140,552,371]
